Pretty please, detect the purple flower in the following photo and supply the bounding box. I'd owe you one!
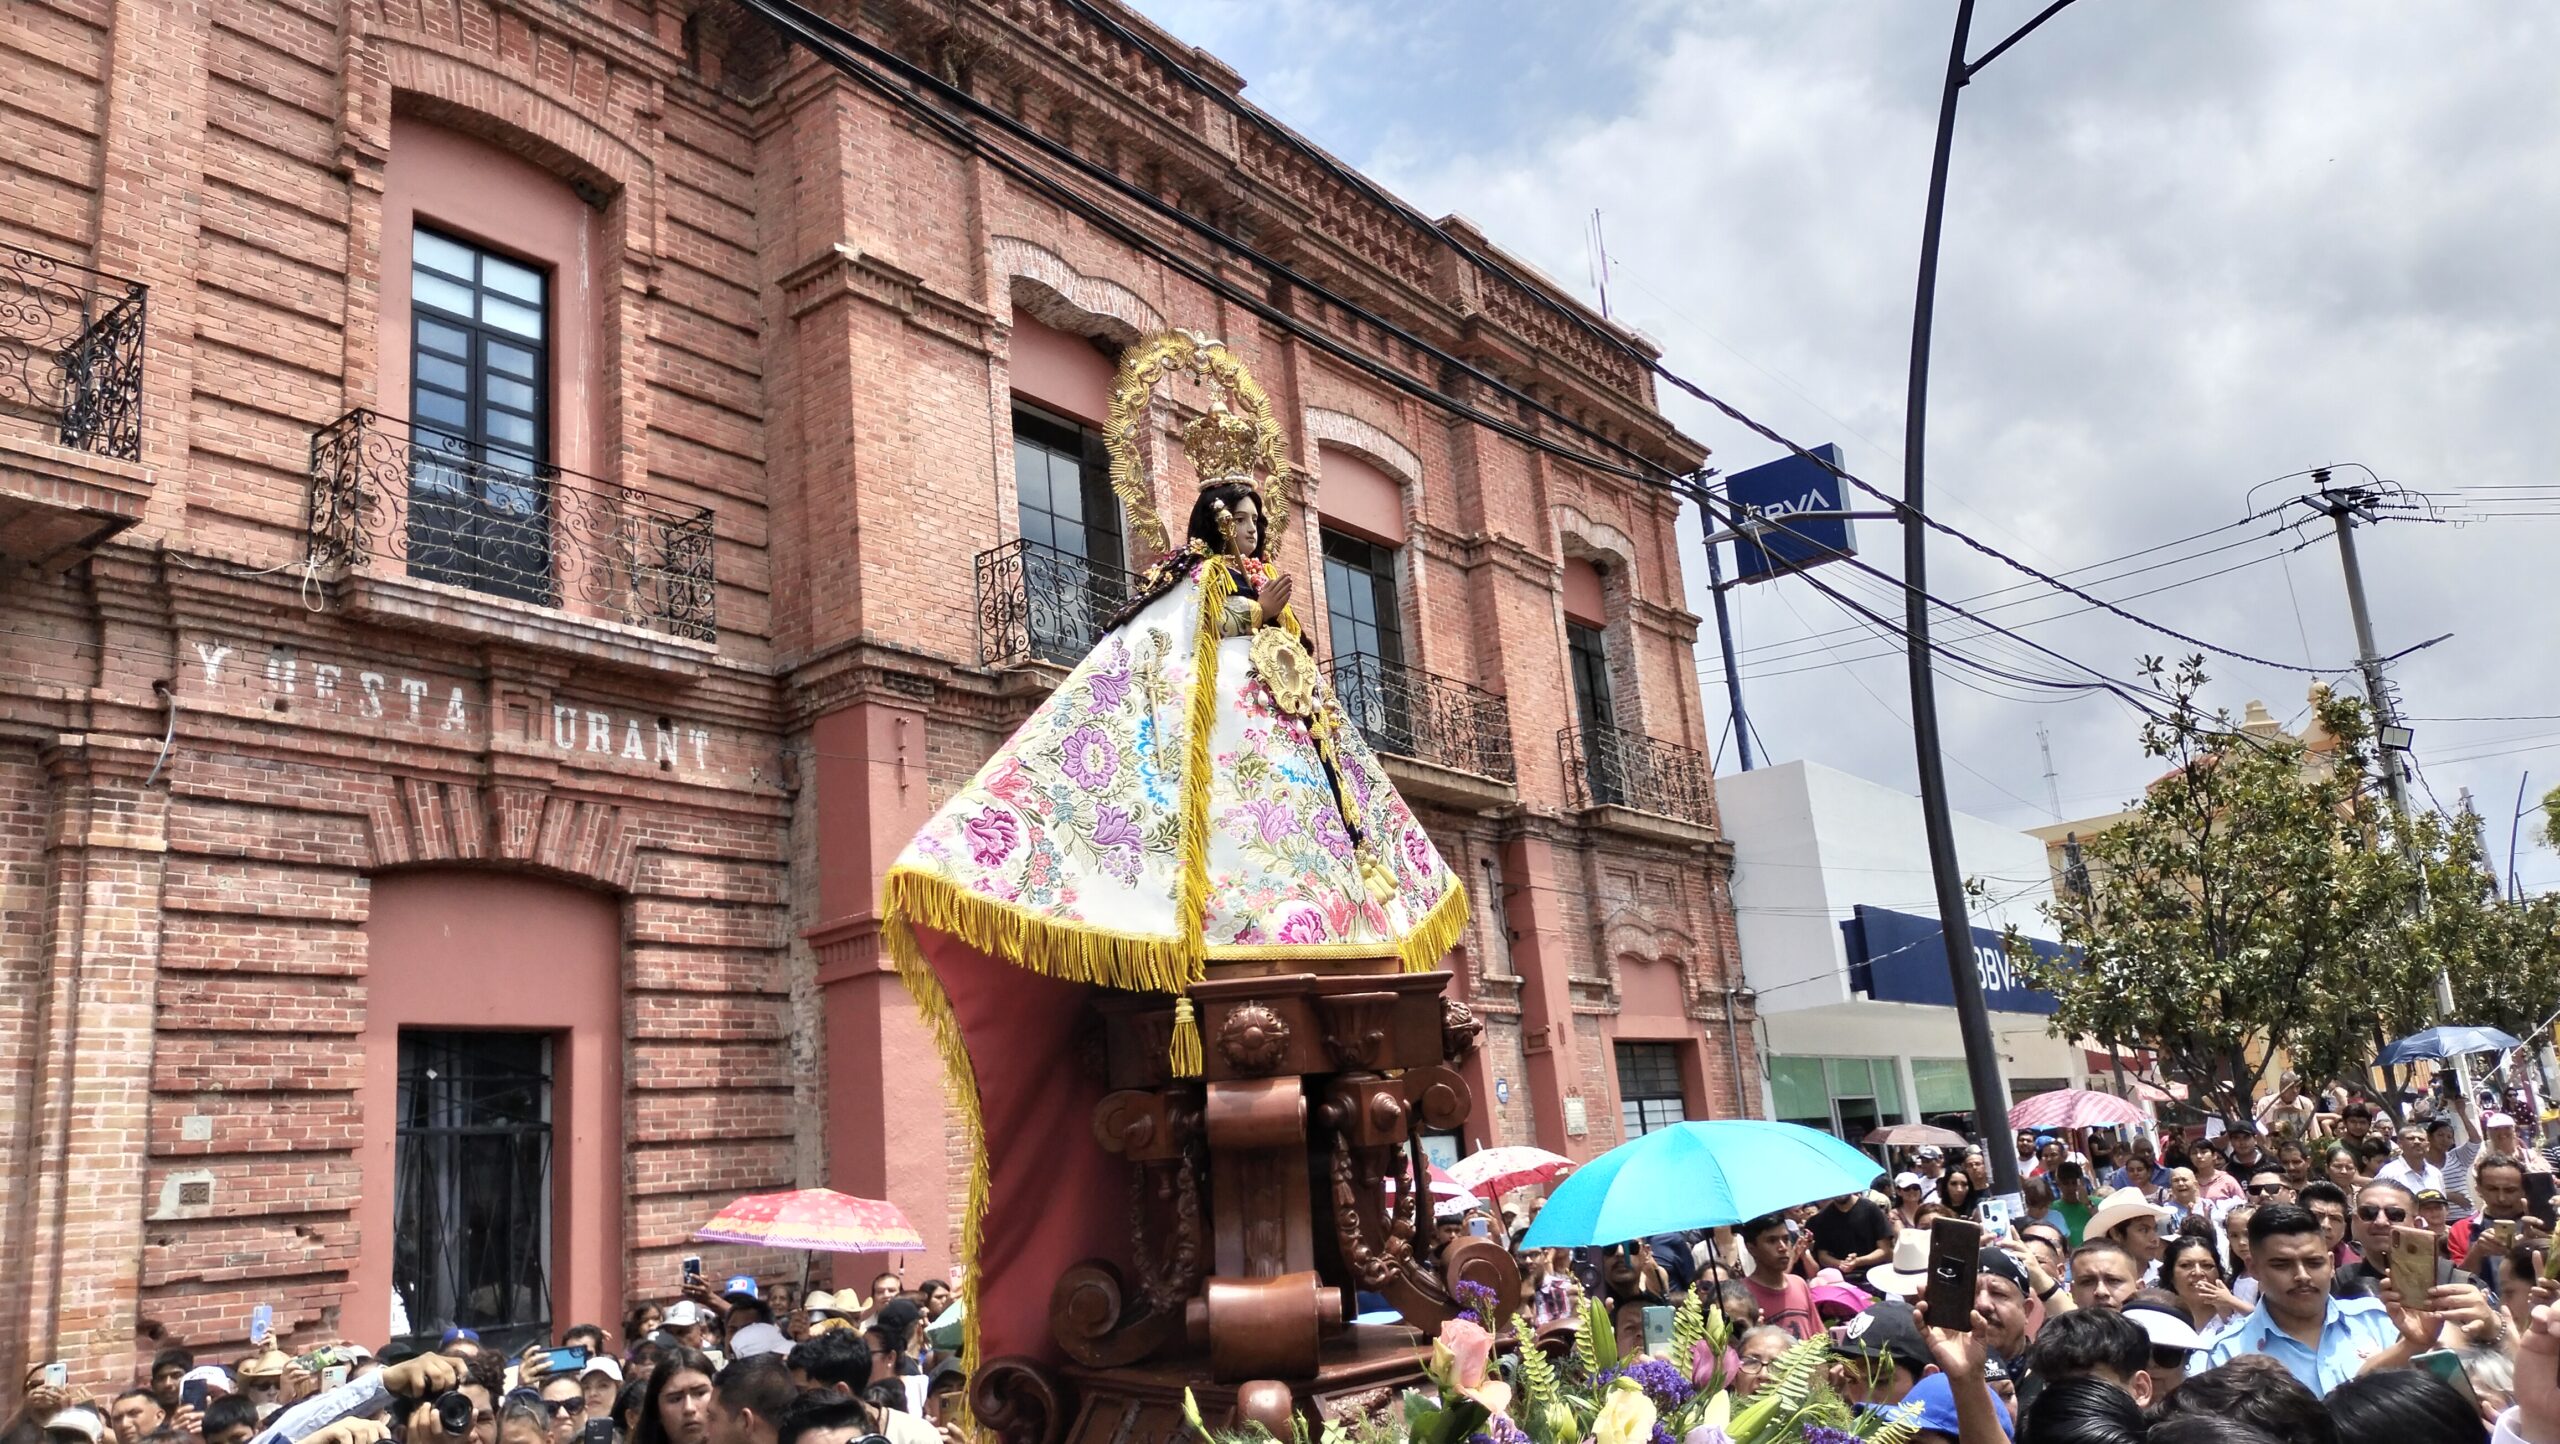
[964,809,1018,866]
[1310,806,1353,860]
[1242,798,1298,844]
[1092,804,1140,852]
[1277,908,1328,945]
[1594,1358,1695,1412]
[1060,725,1118,790]
[1403,827,1435,874]
[1801,1429,1859,1444]
[1453,1279,1499,1324]
[1088,647,1132,710]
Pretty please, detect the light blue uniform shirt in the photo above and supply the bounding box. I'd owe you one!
[2197,1294,2399,1395]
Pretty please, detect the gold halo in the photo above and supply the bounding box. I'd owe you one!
[1101,329,1291,559]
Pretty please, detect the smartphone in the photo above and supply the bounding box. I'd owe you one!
[545,1346,590,1375]
[181,1380,211,1410]
[2416,1349,2480,1407]
[1468,1217,1491,1238]
[1925,1218,1984,1330]
[1640,1305,1676,1353]
[2542,1230,2560,1283]
[2390,1225,2439,1309]
[42,1362,68,1390]
[250,1302,274,1345]
[2490,1219,2520,1254]
[682,1255,702,1282]
[583,1420,614,1444]
[322,1364,350,1390]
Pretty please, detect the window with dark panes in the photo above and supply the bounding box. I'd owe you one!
[1321,528,1408,753]
[1616,1041,1689,1140]
[392,1031,552,1352]
[1568,619,1622,804]
[409,228,552,605]
[1011,401,1124,662]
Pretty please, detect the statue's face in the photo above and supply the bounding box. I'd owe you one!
[1227,495,1262,558]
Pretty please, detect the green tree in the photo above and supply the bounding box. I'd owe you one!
[2406,804,2560,1044]
[2022,658,2439,1120]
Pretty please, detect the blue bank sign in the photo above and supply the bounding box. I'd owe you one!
[1840,904,2064,1016]
[1725,443,1856,583]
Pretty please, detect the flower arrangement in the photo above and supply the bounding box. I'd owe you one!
[1183,1289,1916,1444]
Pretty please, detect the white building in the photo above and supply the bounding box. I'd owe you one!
[1718,760,2092,1141]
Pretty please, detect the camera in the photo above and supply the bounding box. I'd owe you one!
[436,1391,476,1437]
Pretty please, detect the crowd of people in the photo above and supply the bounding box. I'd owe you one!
[4,1271,966,1444]
[1472,1078,2560,1444]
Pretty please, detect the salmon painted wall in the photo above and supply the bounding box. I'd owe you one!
[353,871,623,1342]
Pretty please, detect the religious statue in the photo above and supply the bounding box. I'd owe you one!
[882,331,1511,1444]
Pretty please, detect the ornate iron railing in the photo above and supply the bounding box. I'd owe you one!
[1559,721,1717,827]
[1325,654,1516,784]
[308,409,716,642]
[975,536,1135,668]
[1,245,147,460]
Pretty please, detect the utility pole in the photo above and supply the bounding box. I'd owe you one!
[1704,532,1756,772]
[2310,470,2465,1097]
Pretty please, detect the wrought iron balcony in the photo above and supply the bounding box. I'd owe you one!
[2,245,146,460]
[1559,721,1717,828]
[975,536,1135,668]
[1325,654,1516,785]
[307,409,716,642]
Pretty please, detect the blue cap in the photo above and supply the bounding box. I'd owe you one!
[1883,1373,2012,1439]
[721,1274,760,1300]
[440,1327,481,1345]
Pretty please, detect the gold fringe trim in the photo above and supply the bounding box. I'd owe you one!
[1396,876,1471,974]
[879,911,990,1407]
[1166,556,1231,1074]
[879,868,1197,994]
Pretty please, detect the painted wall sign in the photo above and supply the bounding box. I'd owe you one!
[185,634,723,778]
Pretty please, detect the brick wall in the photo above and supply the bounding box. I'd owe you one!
[0,0,1747,1393]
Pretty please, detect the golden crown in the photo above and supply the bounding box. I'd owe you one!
[1104,330,1292,557]
[1182,399,1264,486]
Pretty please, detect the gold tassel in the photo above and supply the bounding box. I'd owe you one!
[1170,995,1203,1077]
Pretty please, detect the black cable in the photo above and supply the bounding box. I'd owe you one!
[1701,523,2295,676]
[743,0,2358,678]
[734,0,1688,490]
[1703,535,2319,685]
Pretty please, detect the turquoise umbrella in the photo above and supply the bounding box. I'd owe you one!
[1518,1120,1889,1247]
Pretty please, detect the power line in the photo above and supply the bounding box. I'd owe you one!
[1702,537,2323,686]
[741,0,2353,688]
[1702,512,2288,674]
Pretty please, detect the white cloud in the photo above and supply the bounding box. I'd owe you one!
[1134,0,2560,886]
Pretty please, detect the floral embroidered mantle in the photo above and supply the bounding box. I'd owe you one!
[884,554,1466,976]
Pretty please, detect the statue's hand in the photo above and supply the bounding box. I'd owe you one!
[1258,572,1294,623]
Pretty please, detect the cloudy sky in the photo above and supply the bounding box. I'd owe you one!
[1129,0,2560,890]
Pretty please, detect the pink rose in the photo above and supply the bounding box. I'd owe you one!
[1435,1317,1494,1392]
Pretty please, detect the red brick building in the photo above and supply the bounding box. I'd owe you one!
[0,0,1752,1391]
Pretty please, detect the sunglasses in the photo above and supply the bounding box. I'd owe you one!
[2150,1347,2194,1371]
[2247,1183,2286,1196]
[540,1401,583,1418]
[2356,1204,2410,1223]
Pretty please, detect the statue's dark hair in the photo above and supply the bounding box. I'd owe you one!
[1100,481,1268,632]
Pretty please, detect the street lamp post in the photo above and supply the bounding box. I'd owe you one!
[1900,0,2083,1203]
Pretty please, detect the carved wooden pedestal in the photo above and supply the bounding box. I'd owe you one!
[969,966,1519,1444]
